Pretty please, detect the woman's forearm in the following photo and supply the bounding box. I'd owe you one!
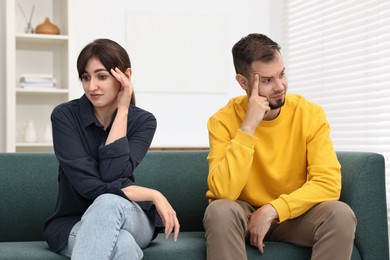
[123,184,180,241]
[106,107,128,145]
[122,185,160,202]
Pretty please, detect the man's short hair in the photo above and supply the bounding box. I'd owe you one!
[232,33,281,78]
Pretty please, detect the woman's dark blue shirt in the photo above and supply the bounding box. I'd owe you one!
[44,94,161,252]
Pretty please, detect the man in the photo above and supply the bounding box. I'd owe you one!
[203,33,356,260]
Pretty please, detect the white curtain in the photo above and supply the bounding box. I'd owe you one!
[279,0,390,238]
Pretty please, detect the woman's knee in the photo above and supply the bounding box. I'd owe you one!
[95,193,124,205]
[90,194,128,211]
[112,230,143,260]
[81,194,128,222]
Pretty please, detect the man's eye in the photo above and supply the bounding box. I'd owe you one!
[263,79,272,84]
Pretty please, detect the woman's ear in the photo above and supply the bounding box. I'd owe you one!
[125,68,132,79]
[236,74,250,93]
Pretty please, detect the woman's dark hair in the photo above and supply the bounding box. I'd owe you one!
[77,38,135,105]
[232,33,281,79]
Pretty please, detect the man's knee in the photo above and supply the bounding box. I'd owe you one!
[203,200,250,260]
[205,200,238,219]
[320,201,357,236]
[203,200,247,230]
[323,201,356,222]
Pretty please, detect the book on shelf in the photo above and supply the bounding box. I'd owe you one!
[20,82,56,89]
[20,74,57,89]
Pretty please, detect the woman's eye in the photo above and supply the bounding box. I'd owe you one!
[98,75,107,80]
[81,75,90,81]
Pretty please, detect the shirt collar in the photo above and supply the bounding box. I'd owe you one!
[80,94,102,128]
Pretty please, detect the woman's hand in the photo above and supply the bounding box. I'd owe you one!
[122,186,180,241]
[110,67,133,110]
[152,190,180,241]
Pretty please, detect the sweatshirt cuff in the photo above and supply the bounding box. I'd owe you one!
[233,129,258,150]
[269,197,290,223]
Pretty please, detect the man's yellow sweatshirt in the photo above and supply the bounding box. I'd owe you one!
[206,94,341,222]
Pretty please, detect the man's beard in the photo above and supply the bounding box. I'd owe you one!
[269,98,285,110]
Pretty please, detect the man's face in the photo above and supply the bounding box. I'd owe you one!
[248,52,288,110]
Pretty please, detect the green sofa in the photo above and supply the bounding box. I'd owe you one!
[0,151,388,260]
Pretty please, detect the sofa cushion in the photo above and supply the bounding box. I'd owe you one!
[144,232,206,259]
[144,233,362,260]
[0,241,67,260]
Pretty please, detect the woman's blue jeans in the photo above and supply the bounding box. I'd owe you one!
[59,193,155,260]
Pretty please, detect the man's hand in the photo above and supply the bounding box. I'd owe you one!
[240,74,271,135]
[247,204,278,253]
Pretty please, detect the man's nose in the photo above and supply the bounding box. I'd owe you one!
[274,78,285,91]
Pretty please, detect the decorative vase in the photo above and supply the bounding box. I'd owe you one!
[25,22,34,33]
[24,120,38,143]
[35,17,60,35]
[42,123,53,142]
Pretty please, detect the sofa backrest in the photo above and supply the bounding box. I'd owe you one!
[0,151,388,260]
[0,153,59,242]
[134,150,209,232]
[0,151,209,242]
[336,151,388,259]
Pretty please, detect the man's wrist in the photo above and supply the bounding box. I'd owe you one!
[264,204,279,222]
[240,124,255,136]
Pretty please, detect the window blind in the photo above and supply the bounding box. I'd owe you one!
[279,0,390,239]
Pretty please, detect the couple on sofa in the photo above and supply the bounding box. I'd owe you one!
[44,34,356,260]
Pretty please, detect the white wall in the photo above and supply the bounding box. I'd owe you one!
[0,0,278,150]
[0,0,5,152]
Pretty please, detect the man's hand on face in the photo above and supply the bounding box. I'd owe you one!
[240,74,271,135]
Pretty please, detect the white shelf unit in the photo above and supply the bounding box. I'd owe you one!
[5,0,72,152]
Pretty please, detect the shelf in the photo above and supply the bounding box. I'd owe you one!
[16,142,53,147]
[6,0,71,153]
[16,88,69,94]
[15,33,68,44]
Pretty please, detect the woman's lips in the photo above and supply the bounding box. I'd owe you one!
[90,93,103,100]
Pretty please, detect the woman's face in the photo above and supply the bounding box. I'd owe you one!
[81,57,121,112]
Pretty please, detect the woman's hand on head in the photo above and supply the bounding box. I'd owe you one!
[152,190,180,241]
[110,67,133,110]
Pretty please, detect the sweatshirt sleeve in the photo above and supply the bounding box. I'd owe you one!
[269,107,341,222]
[206,115,257,201]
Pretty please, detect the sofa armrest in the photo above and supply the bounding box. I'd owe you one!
[337,151,389,259]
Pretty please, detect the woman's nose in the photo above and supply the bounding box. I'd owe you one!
[88,78,98,91]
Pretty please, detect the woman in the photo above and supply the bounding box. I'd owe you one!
[44,39,180,259]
